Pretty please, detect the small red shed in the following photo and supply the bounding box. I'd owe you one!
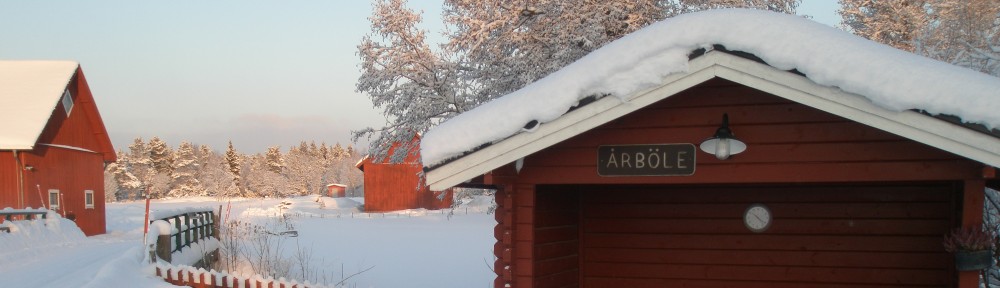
[326,184,346,198]
[356,136,453,212]
[0,61,116,236]
[421,10,1000,288]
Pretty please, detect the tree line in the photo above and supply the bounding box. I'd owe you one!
[105,137,364,201]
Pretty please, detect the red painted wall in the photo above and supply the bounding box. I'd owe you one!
[0,68,114,236]
[359,159,453,212]
[485,78,983,288]
[358,137,453,212]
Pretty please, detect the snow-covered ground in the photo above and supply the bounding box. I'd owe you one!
[0,195,496,288]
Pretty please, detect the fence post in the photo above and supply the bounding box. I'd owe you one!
[156,234,172,263]
[174,216,182,252]
[212,211,220,239]
[185,213,193,249]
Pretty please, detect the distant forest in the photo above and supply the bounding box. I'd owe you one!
[105,137,364,201]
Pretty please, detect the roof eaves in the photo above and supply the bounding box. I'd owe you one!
[424,51,1000,190]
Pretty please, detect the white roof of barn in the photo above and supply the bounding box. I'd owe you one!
[421,9,1000,190]
[0,60,79,150]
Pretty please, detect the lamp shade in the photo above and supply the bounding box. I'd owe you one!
[699,114,746,160]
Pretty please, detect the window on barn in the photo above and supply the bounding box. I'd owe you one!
[48,189,60,210]
[61,89,73,116]
[85,190,94,209]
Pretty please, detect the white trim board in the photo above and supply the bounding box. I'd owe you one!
[425,51,1000,190]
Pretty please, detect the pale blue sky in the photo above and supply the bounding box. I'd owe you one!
[0,1,840,153]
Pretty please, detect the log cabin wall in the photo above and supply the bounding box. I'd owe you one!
[516,78,982,185]
[487,78,985,287]
[576,183,956,287]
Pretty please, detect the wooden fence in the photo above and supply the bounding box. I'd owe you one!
[154,263,334,288]
[152,209,219,263]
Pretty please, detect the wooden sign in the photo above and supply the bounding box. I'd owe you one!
[597,144,696,176]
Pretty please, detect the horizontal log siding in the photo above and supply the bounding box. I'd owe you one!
[577,183,958,288]
[516,78,981,185]
[532,188,580,288]
[491,78,985,287]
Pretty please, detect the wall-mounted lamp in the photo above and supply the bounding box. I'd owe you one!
[24,165,35,172]
[699,113,746,160]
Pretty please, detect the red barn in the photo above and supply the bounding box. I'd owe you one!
[356,136,452,212]
[0,61,116,236]
[422,11,1000,288]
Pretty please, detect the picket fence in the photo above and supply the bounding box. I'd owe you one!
[154,263,335,288]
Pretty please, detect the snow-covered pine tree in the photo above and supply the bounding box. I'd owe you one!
[265,146,284,174]
[148,137,174,175]
[193,144,230,198]
[126,137,154,198]
[309,141,319,157]
[106,160,142,201]
[224,141,244,196]
[104,167,119,202]
[284,144,323,196]
[319,142,330,160]
[242,153,286,198]
[169,141,205,197]
[331,143,346,160]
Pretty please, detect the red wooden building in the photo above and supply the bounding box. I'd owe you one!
[422,11,1000,288]
[326,183,346,198]
[0,61,116,236]
[356,136,453,212]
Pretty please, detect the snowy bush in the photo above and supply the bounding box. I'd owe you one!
[217,210,368,287]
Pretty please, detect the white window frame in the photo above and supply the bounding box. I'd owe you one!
[84,190,94,209]
[48,189,60,210]
[61,89,73,116]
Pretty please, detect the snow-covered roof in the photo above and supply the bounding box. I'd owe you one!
[0,60,80,150]
[420,9,1000,190]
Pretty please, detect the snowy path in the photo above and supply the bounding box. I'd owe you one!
[0,196,496,288]
[0,233,149,288]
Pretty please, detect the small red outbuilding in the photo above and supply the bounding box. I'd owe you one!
[326,183,346,198]
[422,10,1000,288]
[0,61,116,236]
[356,136,452,212]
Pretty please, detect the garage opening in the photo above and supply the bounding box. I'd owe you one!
[537,182,960,288]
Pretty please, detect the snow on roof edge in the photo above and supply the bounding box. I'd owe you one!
[0,60,80,150]
[420,9,1000,167]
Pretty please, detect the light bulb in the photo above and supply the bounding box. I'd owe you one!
[715,138,731,160]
